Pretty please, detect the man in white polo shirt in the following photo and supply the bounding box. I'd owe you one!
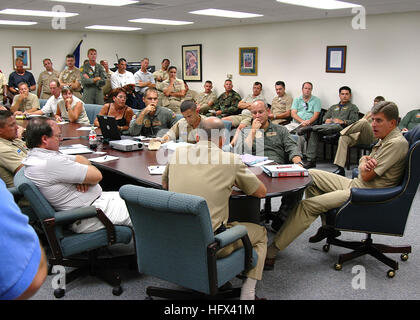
[29,79,62,116]
[111,58,138,108]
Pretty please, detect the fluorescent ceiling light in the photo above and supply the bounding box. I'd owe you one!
[0,9,78,18]
[0,20,37,25]
[50,0,139,6]
[189,9,263,19]
[86,25,141,31]
[276,0,361,10]
[129,18,193,26]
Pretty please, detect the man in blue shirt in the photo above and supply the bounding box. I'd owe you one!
[290,82,321,168]
[0,179,47,299]
[8,57,36,98]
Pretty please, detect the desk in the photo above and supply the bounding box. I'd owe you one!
[59,123,312,223]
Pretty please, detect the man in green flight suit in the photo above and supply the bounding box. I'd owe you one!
[80,48,107,105]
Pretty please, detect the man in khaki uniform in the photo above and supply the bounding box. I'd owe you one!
[265,101,409,270]
[333,96,385,174]
[59,54,82,99]
[269,81,293,125]
[154,59,170,107]
[161,66,186,114]
[0,110,27,188]
[37,58,60,99]
[100,60,114,100]
[223,81,265,128]
[195,80,217,115]
[162,117,267,300]
[11,82,40,115]
[181,81,198,103]
[0,70,8,105]
[160,100,205,144]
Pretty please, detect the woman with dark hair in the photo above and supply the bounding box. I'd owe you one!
[94,87,134,132]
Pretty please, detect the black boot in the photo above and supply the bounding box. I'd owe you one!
[309,226,341,243]
[333,166,345,176]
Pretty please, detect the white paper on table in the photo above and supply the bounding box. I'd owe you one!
[57,121,69,125]
[77,126,97,131]
[251,159,275,167]
[89,155,119,163]
[148,165,166,175]
[59,148,93,155]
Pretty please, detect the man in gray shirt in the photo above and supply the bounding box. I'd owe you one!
[133,58,156,110]
[23,117,131,234]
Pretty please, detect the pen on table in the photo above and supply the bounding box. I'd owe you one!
[104,156,108,160]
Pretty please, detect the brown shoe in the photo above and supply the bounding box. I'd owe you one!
[264,257,275,271]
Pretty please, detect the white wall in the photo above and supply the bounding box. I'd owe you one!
[143,12,420,116]
[1,11,419,117]
[0,29,145,83]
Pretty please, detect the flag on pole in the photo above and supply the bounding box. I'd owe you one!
[72,39,83,68]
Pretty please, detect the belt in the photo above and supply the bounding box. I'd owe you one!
[214,223,227,235]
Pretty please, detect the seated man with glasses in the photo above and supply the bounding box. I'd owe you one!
[290,82,321,168]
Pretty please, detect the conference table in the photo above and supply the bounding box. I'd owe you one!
[56,122,312,224]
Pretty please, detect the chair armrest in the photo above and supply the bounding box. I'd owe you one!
[351,186,403,203]
[214,225,247,248]
[54,206,98,225]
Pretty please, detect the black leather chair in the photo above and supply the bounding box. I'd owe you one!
[321,125,420,277]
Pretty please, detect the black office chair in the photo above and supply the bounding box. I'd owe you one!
[321,125,420,277]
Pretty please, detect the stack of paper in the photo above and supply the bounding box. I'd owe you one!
[162,141,193,151]
[59,144,93,155]
[240,154,268,166]
[262,164,308,177]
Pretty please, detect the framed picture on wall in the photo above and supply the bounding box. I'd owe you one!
[239,47,258,76]
[12,46,32,70]
[326,46,346,73]
[182,44,202,82]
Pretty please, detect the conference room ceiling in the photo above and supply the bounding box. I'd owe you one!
[0,0,419,34]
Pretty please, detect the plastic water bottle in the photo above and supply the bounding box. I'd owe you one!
[88,125,98,149]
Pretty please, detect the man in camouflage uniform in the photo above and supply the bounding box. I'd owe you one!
[59,54,82,99]
[80,48,107,104]
[208,79,241,118]
[37,58,60,99]
[223,81,265,128]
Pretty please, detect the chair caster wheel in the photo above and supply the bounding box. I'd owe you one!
[54,288,65,299]
[387,270,396,278]
[322,244,330,252]
[334,263,342,271]
[112,286,123,296]
[401,254,409,261]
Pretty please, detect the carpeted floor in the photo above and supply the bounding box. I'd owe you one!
[29,161,420,301]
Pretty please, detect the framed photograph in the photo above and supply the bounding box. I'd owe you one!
[12,46,32,70]
[182,44,202,82]
[239,47,258,76]
[326,46,347,73]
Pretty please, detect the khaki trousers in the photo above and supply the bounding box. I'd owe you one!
[334,118,374,167]
[217,221,267,281]
[271,169,352,252]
